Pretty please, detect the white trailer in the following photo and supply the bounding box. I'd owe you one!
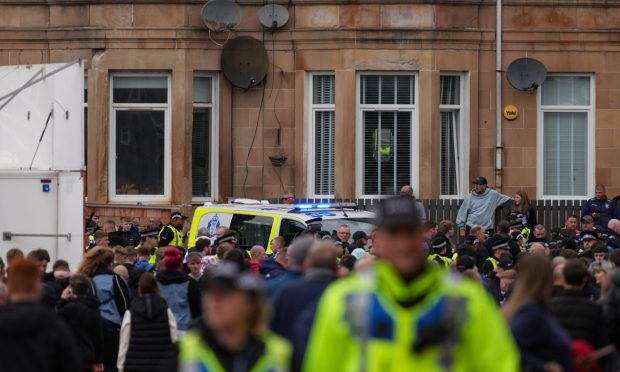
[0,61,85,270]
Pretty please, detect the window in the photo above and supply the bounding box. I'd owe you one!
[280,218,306,246]
[357,74,417,196]
[439,74,467,197]
[230,214,274,250]
[192,75,217,201]
[538,75,594,198]
[308,74,335,197]
[109,74,170,201]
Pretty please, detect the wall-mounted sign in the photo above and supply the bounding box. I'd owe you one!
[503,105,518,121]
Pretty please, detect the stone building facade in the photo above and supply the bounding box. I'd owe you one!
[1,0,619,219]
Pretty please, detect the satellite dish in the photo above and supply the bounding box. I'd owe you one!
[506,58,548,92]
[258,4,290,29]
[221,36,269,89]
[201,0,243,33]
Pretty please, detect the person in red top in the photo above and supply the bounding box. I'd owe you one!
[249,245,267,274]
[562,214,581,237]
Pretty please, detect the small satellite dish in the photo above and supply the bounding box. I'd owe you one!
[221,36,269,89]
[258,4,290,29]
[506,58,548,92]
[201,0,243,33]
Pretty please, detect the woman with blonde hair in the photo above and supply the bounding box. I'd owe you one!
[503,253,572,372]
[78,246,130,372]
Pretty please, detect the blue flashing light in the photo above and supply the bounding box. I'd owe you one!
[316,204,332,209]
[295,204,313,210]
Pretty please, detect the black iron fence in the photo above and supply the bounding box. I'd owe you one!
[284,198,591,230]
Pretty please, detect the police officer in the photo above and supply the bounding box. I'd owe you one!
[427,235,452,269]
[582,184,619,228]
[159,212,186,251]
[303,196,519,372]
[482,237,511,277]
[138,228,159,265]
[171,263,291,371]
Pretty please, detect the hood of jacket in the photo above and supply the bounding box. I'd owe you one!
[73,295,100,310]
[131,293,169,320]
[0,301,58,337]
[156,269,189,285]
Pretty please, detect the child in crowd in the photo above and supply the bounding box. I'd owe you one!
[187,253,203,281]
[134,246,153,272]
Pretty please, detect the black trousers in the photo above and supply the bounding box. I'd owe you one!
[102,318,121,372]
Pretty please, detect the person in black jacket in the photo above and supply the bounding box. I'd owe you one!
[0,259,82,372]
[78,247,130,372]
[156,247,201,335]
[57,274,104,372]
[549,258,609,349]
[117,272,177,372]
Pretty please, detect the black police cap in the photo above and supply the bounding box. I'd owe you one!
[373,196,423,230]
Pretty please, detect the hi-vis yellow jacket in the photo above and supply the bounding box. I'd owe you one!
[303,261,519,372]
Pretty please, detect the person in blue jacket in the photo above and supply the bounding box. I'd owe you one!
[582,184,619,229]
[78,247,130,372]
[156,247,201,336]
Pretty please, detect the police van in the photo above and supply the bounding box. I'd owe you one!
[188,199,375,252]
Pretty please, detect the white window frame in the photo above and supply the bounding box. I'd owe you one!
[439,72,470,199]
[355,72,419,198]
[109,72,172,203]
[192,73,219,203]
[306,72,335,198]
[84,74,88,170]
[536,73,595,200]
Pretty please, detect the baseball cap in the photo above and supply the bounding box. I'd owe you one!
[581,215,594,224]
[472,177,488,185]
[373,196,423,230]
[171,212,188,220]
[200,262,263,293]
[352,231,368,241]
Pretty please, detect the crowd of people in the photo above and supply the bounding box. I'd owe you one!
[1,179,620,371]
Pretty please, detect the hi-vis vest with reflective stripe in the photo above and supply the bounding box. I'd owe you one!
[486,256,499,271]
[303,261,520,372]
[179,329,291,372]
[159,225,184,248]
[427,253,452,269]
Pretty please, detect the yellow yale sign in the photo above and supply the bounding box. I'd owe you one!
[503,105,518,121]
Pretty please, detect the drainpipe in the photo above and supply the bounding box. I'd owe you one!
[495,0,503,192]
